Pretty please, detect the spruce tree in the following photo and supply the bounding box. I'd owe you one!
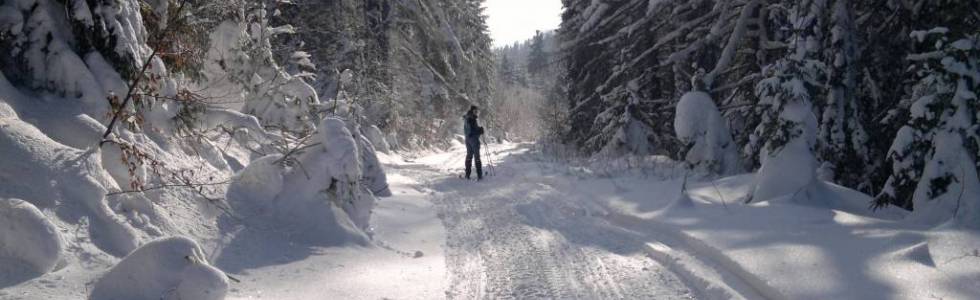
[817,0,874,192]
[527,30,549,84]
[749,0,825,202]
[875,29,980,227]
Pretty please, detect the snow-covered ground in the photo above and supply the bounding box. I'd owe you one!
[218,161,448,300]
[386,141,980,300]
[394,143,695,299]
[4,141,979,299]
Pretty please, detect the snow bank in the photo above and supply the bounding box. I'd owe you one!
[0,107,139,256]
[674,91,741,175]
[90,236,228,300]
[0,198,64,275]
[226,155,285,218]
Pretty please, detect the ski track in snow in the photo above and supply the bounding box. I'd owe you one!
[398,143,697,300]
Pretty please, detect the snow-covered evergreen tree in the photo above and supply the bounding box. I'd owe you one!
[675,74,741,175]
[204,2,320,132]
[749,0,825,202]
[875,29,980,227]
[491,31,562,141]
[750,57,823,202]
[817,0,874,192]
[389,0,495,147]
[561,0,671,156]
[526,30,549,84]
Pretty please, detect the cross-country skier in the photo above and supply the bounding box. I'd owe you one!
[463,105,485,180]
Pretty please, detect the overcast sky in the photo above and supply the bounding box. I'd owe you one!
[484,0,562,48]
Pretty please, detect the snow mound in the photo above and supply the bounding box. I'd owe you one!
[226,155,284,218]
[659,177,701,213]
[662,190,699,212]
[0,110,139,256]
[0,198,64,275]
[890,242,935,267]
[90,236,228,300]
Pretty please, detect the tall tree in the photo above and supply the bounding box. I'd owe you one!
[874,29,980,227]
[816,0,874,192]
[527,30,549,83]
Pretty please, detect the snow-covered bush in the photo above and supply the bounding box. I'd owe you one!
[593,89,658,157]
[90,236,228,300]
[227,117,387,243]
[875,29,980,227]
[750,58,823,203]
[674,90,741,175]
[359,134,392,197]
[364,125,391,154]
[0,198,64,275]
[201,4,319,132]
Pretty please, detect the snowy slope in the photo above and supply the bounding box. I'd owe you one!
[0,1,397,298]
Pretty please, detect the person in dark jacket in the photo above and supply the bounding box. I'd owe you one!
[463,105,484,180]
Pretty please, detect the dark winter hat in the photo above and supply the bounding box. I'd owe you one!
[470,105,478,111]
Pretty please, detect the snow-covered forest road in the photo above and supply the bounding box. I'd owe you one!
[220,142,708,300]
[218,141,979,300]
[394,143,694,299]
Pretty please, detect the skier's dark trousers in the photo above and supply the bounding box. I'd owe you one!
[463,106,484,180]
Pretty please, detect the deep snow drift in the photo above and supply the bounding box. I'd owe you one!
[90,237,227,300]
[0,198,64,284]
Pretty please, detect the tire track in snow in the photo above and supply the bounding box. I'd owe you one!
[410,147,696,300]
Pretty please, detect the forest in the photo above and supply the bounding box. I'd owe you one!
[0,0,978,299]
[555,0,979,221]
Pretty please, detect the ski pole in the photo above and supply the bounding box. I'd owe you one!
[484,137,495,176]
[486,144,493,176]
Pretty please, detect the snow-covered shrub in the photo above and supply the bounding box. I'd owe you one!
[359,134,392,197]
[201,4,319,131]
[594,95,658,157]
[90,236,228,300]
[875,29,980,227]
[0,198,64,275]
[674,91,741,175]
[364,125,391,154]
[227,117,386,243]
[750,58,823,203]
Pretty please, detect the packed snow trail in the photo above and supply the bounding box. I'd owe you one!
[398,142,695,299]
